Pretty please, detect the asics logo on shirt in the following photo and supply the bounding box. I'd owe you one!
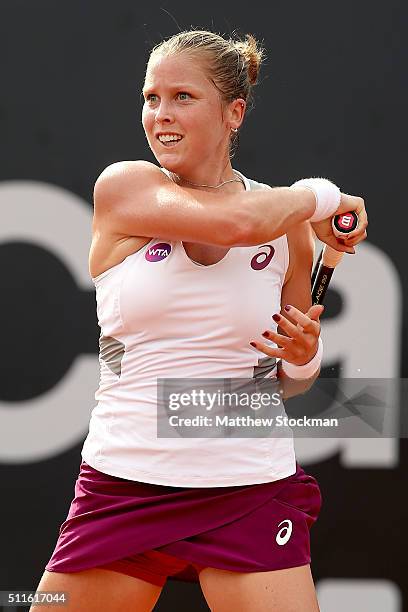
[145,243,172,262]
[250,245,275,270]
[275,519,293,546]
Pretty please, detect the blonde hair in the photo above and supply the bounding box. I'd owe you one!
[147,29,265,155]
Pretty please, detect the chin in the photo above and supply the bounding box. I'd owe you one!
[154,153,187,174]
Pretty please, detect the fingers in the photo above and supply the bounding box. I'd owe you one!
[306,304,325,321]
[273,312,303,338]
[338,193,368,244]
[337,193,360,215]
[344,229,367,246]
[337,237,356,253]
[282,305,320,334]
[342,216,368,242]
[330,236,355,254]
[250,340,285,358]
[261,329,293,347]
[319,231,355,253]
[250,305,321,359]
[338,193,365,216]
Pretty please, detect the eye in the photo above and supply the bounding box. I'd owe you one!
[177,92,191,101]
[145,93,158,103]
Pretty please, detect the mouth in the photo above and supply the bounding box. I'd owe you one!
[157,133,184,147]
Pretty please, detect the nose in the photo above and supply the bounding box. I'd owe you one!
[154,100,174,125]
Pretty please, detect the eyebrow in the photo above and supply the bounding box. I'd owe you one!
[142,83,197,94]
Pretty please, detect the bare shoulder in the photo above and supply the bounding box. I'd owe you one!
[94,159,166,199]
[96,159,159,181]
[89,160,165,279]
[92,159,170,230]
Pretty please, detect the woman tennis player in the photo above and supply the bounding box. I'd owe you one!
[31,29,368,611]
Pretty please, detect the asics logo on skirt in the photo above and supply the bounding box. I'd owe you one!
[275,519,293,545]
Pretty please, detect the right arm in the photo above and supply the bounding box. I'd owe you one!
[93,160,316,247]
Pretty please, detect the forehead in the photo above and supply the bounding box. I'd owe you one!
[143,53,211,90]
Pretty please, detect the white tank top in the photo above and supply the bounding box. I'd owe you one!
[81,169,296,486]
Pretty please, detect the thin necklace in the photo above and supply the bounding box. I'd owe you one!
[170,170,245,189]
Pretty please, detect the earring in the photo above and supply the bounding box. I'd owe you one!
[231,128,238,133]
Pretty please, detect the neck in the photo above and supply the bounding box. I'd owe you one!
[170,169,244,190]
[170,158,237,188]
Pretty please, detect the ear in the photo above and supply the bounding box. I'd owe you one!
[228,98,246,130]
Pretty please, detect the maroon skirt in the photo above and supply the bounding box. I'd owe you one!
[45,460,322,583]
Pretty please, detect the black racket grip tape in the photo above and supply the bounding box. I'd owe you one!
[311,248,323,287]
[312,265,335,305]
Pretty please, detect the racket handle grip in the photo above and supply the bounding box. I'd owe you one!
[312,263,335,304]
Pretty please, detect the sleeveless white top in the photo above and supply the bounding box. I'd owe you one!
[81,169,296,486]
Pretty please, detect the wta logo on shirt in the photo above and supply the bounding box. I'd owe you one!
[250,245,275,270]
[145,242,172,262]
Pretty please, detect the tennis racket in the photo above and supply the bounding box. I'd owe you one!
[312,211,359,305]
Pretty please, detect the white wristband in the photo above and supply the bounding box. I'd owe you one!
[281,336,323,379]
[290,178,341,223]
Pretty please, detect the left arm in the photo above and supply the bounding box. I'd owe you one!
[250,221,324,399]
[277,221,322,398]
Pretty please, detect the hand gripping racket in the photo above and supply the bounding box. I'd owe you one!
[311,211,359,305]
